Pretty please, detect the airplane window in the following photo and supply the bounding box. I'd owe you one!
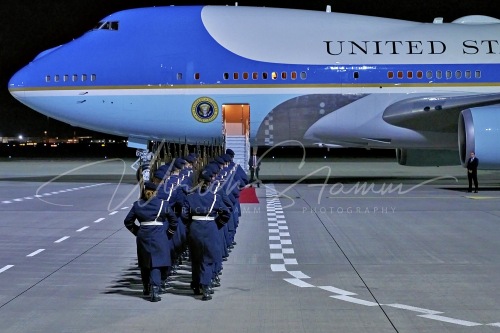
[94,21,119,30]
[436,70,442,79]
[281,72,287,80]
[300,71,307,80]
[252,72,258,80]
[291,71,297,80]
[243,72,249,80]
[54,75,60,82]
[262,72,268,80]
[455,71,462,79]
[233,72,239,80]
[465,70,471,79]
[81,74,87,82]
[45,75,50,82]
[223,73,229,80]
[93,21,105,30]
[91,74,96,81]
[176,73,182,80]
[271,72,277,80]
[64,75,69,82]
[72,74,78,82]
[407,71,413,79]
[353,72,359,79]
[426,70,433,79]
[397,71,403,79]
[387,71,394,79]
[417,71,423,79]
[194,73,200,80]
[446,70,452,79]
[475,70,481,78]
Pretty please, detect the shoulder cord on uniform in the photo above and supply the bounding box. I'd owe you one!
[155,200,164,221]
[166,185,174,201]
[206,194,217,218]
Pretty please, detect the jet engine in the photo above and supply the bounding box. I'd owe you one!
[396,148,459,166]
[458,107,500,169]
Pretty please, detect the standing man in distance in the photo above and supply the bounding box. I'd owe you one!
[466,151,479,193]
[248,148,261,187]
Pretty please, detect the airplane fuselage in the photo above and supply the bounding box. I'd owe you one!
[8,6,500,167]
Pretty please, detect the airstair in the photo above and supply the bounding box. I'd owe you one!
[223,104,250,173]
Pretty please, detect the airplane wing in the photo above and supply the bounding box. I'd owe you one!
[382,93,500,132]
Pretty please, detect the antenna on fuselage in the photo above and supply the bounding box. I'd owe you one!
[326,5,332,13]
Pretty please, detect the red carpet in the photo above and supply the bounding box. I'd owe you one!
[240,187,259,203]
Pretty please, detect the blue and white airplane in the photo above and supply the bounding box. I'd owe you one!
[8,5,500,168]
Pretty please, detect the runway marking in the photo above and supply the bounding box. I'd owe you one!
[76,226,89,232]
[1,183,109,205]
[109,211,118,215]
[284,278,315,287]
[332,295,379,306]
[0,265,14,273]
[418,314,482,327]
[54,236,70,243]
[264,184,500,328]
[385,303,441,314]
[467,196,498,200]
[27,249,45,257]
[94,218,105,223]
[318,286,356,296]
[287,271,309,279]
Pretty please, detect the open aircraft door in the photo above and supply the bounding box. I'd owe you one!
[223,104,250,172]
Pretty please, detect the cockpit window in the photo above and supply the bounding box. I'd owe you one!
[93,21,119,30]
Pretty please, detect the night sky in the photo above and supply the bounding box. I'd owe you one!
[2,0,500,138]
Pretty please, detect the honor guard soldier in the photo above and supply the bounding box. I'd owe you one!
[181,154,197,188]
[124,181,178,302]
[181,169,230,300]
[226,148,249,186]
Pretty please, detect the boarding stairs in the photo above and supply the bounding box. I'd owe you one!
[225,135,250,173]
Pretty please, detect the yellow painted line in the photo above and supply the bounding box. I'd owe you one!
[466,196,498,200]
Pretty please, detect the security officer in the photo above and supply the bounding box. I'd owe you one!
[124,181,178,302]
[181,169,230,300]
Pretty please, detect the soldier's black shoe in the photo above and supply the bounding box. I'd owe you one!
[143,285,150,296]
[201,285,212,301]
[212,278,221,288]
[160,280,172,294]
[151,286,161,302]
[190,282,201,295]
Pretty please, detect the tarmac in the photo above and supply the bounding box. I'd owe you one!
[0,157,499,333]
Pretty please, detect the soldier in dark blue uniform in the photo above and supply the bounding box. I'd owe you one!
[181,169,230,300]
[124,181,178,302]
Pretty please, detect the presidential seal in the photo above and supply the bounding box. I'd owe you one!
[191,97,219,123]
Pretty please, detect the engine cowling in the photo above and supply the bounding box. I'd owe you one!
[459,107,500,169]
[396,148,460,166]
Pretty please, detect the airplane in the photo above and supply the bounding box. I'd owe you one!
[7,4,500,170]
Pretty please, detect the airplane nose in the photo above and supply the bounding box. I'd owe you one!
[8,67,28,100]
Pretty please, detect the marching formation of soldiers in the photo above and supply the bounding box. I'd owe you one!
[124,149,249,302]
